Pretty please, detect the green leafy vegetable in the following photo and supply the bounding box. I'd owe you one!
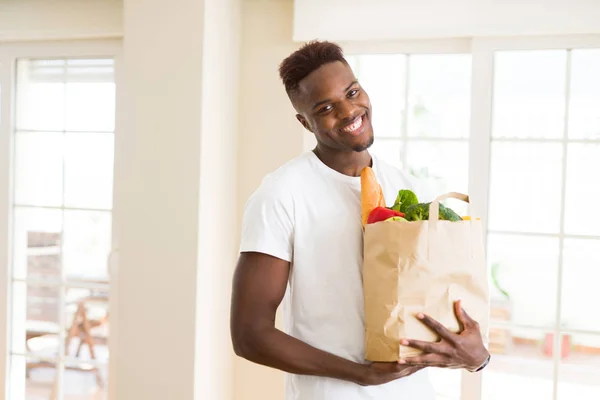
[404,203,429,221]
[404,202,463,222]
[439,204,462,221]
[391,189,419,213]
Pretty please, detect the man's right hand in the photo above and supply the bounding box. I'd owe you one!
[360,362,425,386]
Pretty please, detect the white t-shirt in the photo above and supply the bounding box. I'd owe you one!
[239,150,436,400]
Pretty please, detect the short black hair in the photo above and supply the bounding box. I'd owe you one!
[278,40,348,97]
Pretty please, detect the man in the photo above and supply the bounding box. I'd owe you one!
[230,41,490,400]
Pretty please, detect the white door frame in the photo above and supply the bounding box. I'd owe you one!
[0,38,122,400]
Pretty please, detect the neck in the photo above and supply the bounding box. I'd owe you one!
[313,144,372,177]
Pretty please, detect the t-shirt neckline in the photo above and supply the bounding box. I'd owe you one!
[307,150,379,187]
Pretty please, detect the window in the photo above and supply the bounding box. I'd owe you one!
[6,56,116,400]
[483,48,600,400]
[344,38,600,400]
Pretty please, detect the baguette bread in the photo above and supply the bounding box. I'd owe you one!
[360,166,386,226]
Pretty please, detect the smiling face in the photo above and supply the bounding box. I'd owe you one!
[292,61,374,153]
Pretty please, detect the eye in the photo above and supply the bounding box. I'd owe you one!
[348,88,359,97]
[319,104,333,114]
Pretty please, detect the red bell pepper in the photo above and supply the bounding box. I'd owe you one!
[367,207,405,224]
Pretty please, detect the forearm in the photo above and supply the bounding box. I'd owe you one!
[234,325,367,385]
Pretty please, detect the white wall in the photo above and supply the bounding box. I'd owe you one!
[195,0,241,398]
[235,0,305,399]
[0,0,123,41]
[115,0,205,398]
[293,0,600,41]
[115,0,240,399]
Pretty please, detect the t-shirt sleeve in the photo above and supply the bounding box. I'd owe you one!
[239,180,294,262]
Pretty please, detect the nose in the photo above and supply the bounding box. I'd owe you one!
[336,100,358,122]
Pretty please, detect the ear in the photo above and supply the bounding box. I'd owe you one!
[296,114,313,133]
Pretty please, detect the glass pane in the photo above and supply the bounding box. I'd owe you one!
[63,211,111,283]
[12,207,63,281]
[568,49,600,139]
[11,355,59,400]
[561,239,600,332]
[564,144,600,236]
[405,140,469,216]
[16,60,65,131]
[408,54,471,138]
[487,234,559,328]
[492,50,567,139]
[345,55,359,74]
[557,333,600,400]
[354,54,406,138]
[488,142,563,233]
[64,133,114,210]
[64,363,107,400]
[65,287,110,364]
[370,139,403,170]
[429,368,461,400]
[482,326,556,399]
[14,132,64,207]
[12,282,61,357]
[65,82,115,132]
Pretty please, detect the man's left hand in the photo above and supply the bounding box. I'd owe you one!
[399,300,490,372]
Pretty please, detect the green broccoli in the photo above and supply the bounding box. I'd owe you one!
[391,189,419,213]
[404,202,462,222]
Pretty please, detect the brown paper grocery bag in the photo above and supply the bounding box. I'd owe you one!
[363,192,490,362]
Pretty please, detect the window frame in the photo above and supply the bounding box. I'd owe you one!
[472,35,600,400]
[0,38,122,400]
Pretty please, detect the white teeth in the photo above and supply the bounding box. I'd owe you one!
[342,116,363,133]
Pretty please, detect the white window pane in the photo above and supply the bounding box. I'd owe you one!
[11,355,59,400]
[405,140,469,215]
[65,82,115,132]
[354,54,406,138]
[64,133,114,210]
[345,55,359,75]
[16,80,65,131]
[66,58,114,83]
[14,132,64,207]
[12,207,63,281]
[482,326,555,400]
[487,234,559,328]
[557,333,600,400]
[564,144,600,236]
[408,54,471,138]
[369,139,402,170]
[26,59,66,82]
[488,142,563,233]
[560,239,600,333]
[12,281,61,357]
[568,49,600,139]
[492,50,567,139]
[63,211,111,283]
